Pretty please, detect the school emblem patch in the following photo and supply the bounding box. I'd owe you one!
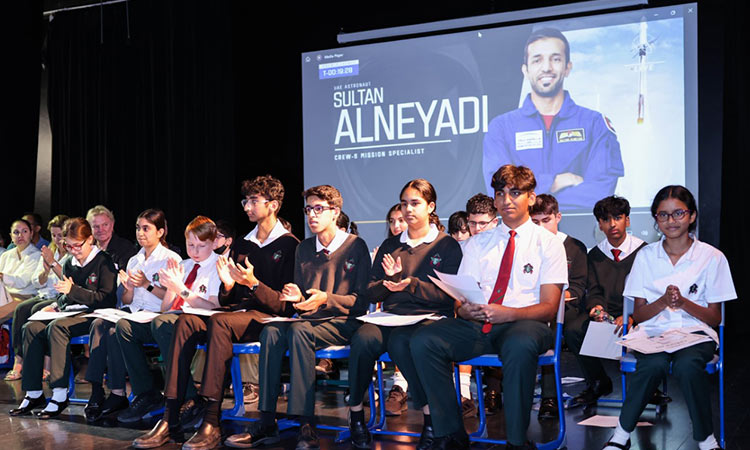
[556,128,585,143]
[273,250,282,262]
[87,273,98,285]
[523,263,534,274]
[344,258,355,272]
[199,285,207,294]
[430,254,442,267]
[689,283,698,294]
[152,273,159,282]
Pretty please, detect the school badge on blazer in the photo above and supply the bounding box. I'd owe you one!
[689,283,698,294]
[344,258,355,272]
[87,273,98,285]
[523,263,534,274]
[430,254,442,268]
[273,250,283,262]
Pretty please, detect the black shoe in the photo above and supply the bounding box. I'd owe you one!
[601,438,631,450]
[35,398,70,420]
[648,389,672,406]
[537,397,558,420]
[101,393,130,416]
[431,431,469,450]
[349,417,372,449]
[132,419,180,449]
[569,378,613,408]
[461,397,477,418]
[9,395,46,416]
[183,422,221,450]
[179,398,207,431]
[224,421,281,448]
[484,389,502,415]
[118,390,165,423]
[84,387,106,422]
[416,424,434,450]
[295,423,320,450]
[507,440,536,450]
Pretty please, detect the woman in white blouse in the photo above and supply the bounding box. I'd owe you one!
[0,219,42,323]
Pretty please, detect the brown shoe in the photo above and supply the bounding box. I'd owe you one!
[183,422,221,450]
[132,419,179,449]
[384,385,408,416]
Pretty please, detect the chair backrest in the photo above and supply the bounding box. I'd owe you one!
[555,290,566,325]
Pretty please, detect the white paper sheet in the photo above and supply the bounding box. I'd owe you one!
[260,316,304,323]
[356,311,440,327]
[577,415,652,427]
[561,376,585,385]
[181,306,221,317]
[617,328,713,354]
[429,271,486,304]
[28,310,82,321]
[580,321,622,360]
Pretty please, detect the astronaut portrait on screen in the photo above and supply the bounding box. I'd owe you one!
[482,28,624,210]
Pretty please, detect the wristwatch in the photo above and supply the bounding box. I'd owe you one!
[249,282,259,294]
[180,289,190,298]
[146,284,154,292]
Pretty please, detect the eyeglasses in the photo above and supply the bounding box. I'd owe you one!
[303,205,336,216]
[654,209,691,222]
[468,220,494,230]
[241,198,269,208]
[216,233,226,240]
[63,241,86,251]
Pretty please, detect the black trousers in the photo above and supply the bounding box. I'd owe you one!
[22,315,94,391]
[11,297,55,358]
[85,318,127,390]
[258,318,361,417]
[411,318,552,445]
[164,311,266,402]
[348,322,434,410]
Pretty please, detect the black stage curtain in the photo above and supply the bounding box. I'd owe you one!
[0,1,43,240]
[47,1,238,250]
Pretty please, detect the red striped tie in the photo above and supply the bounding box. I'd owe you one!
[611,249,622,262]
[170,263,200,310]
[483,230,516,333]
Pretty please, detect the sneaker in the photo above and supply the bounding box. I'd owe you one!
[460,397,477,418]
[118,390,165,423]
[243,383,259,405]
[384,385,408,416]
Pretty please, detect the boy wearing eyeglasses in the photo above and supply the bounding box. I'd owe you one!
[566,195,647,409]
[224,185,371,450]
[133,175,299,450]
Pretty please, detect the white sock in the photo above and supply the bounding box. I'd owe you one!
[459,372,472,399]
[43,387,68,412]
[392,371,408,391]
[698,434,719,450]
[19,390,43,408]
[603,421,630,449]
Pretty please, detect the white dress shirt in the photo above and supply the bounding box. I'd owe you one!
[180,251,222,307]
[597,233,645,261]
[459,219,568,308]
[316,228,350,254]
[399,224,439,248]
[32,249,69,299]
[126,243,181,312]
[0,244,42,295]
[244,219,289,248]
[623,237,736,343]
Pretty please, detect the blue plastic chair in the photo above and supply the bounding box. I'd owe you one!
[620,300,725,448]
[371,294,567,449]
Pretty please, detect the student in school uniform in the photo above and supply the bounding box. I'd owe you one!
[530,194,588,419]
[347,178,463,450]
[411,165,568,450]
[83,209,181,423]
[132,175,298,450]
[5,215,69,381]
[448,211,470,243]
[9,218,117,419]
[0,219,43,324]
[224,185,372,449]
[111,216,223,425]
[567,196,647,408]
[603,185,732,450]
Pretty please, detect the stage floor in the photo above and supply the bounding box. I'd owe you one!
[0,346,746,449]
